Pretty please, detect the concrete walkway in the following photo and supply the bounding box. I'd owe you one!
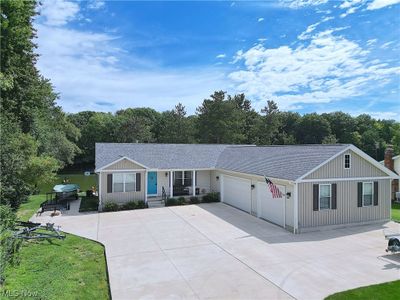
[31,203,400,300]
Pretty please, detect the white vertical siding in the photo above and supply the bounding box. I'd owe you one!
[305,150,387,179]
[285,185,294,227]
[298,179,391,228]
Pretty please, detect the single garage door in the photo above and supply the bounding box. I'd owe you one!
[257,182,285,227]
[222,175,251,212]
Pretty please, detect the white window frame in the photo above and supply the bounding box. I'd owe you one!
[174,171,193,186]
[318,183,332,210]
[362,182,373,207]
[112,173,136,193]
[344,154,351,169]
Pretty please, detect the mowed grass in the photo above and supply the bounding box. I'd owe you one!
[391,202,400,222]
[2,233,110,300]
[38,173,97,194]
[2,175,110,300]
[17,174,97,221]
[17,194,47,221]
[325,280,400,300]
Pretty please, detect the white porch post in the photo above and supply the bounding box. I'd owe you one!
[98,172,102,211]
[170,170,173,197]
[220,174,224,203]
[192,170,196,196]
[144,170,148,203]
[293,182,299,234]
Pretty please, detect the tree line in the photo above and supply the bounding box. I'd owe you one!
[69,91,400,167]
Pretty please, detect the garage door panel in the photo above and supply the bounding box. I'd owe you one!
[257,182,285,227]
[223,175,251,213]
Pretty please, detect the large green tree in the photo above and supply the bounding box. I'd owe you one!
[156,103,196,143]
[196,91,246,144]
[0,0,78,208]
[295,113,332,144]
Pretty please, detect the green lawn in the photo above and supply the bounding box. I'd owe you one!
[16,173,97,221]
[1,233,110,300]
[17,194,47,221]
[1,176,110,299]
[325,280,400,300]
[391,202,400,222]
[38,174,97,194]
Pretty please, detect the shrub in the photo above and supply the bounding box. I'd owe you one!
[120,201,136,211]
[0,205,22,284]
[189,196,200,204]
[177,197,186,205]
[103,201,119,212]
[79,196,99,212]
[202,192,220,203]
[136,200,146,209]
[166,198,177,206]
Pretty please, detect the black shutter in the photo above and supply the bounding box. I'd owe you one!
[374,181,378,206]
[136,173,141,191]
[357,182,362,207]
[107,174,113,193]
[313,184,319,211]
[331,183,337,209]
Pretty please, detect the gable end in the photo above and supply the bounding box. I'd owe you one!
[304,149,387,180]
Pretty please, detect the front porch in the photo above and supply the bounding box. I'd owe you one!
[145,169,214,201]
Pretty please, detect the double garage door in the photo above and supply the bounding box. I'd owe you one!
[222,175,285,227]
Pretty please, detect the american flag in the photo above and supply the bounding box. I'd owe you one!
[264,176,283,198]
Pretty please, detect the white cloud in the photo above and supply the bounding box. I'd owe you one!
[363,111,400,120]
[367,0,400,10]
[339,0,364,9]
[216,54,226,58]
[280,0,328,8]
[340,6,359,17]
[380,41,396,49]
[87,0,106,10]
[258,17,265,22]
[297,16,333,40]
[229,30,400,110]
[366,38,378,46]
[35,16,229,113]
[337,0,399,17]
[258,38,268,42]
[39,0,79,26]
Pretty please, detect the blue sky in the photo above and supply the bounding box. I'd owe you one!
[35,0,400,119]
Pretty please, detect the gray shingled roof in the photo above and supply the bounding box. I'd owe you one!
[95,143,350,181]
[95,143,239,170]
[216,144,349,180]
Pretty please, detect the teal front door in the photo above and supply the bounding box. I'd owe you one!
[147,172,157,195]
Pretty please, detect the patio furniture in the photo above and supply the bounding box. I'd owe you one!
[38,184,80,214]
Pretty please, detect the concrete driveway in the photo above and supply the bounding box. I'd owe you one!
[32,203,400,300]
